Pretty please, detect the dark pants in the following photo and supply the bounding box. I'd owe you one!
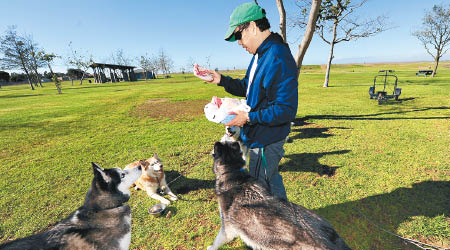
[248,139,287,200]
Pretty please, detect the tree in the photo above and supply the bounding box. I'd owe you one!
[67,68,84,78]
[186,57,195,71]
[111,48,132,66]
[0,26,35,90]
[157,48,174,76]
[138,54,151,80]
[66,42,93,85]
[150,56,159,78]
[42,53,62,94]
[0,71,9,88]
[137,53,158,80]
[413,4,450,77]
[43,71,52,79]
[294,0,389,87]
[10,73,26,82]
[0,71,10,82]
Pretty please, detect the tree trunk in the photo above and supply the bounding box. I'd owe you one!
[33,69,43,87]
[31,74,39,87]
[295,0,322,72]
[276,0,287,42]
[26,74,34,90]
[56,81,62,94]
[323,22,337,88]
[432,56,440,77]
[80,72,84,85]
[48,63,61,94]
[323,42,335,87]
[21,65,34,90]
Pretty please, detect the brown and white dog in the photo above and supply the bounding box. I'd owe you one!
[124,153,177,205]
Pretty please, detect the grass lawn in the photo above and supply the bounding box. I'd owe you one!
[0,62,449,249]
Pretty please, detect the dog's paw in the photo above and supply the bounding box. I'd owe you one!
[169,195,178,201]
[161,199,171,205]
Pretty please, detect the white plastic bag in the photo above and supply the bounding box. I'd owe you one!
[204,96,250,124]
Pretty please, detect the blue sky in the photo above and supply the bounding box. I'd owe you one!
[0,0,448,73]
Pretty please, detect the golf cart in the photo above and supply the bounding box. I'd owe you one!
[369,70,402,105]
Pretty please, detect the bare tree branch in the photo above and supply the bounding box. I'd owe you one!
[292,0,391,87]
[157,48,174,76]
[0,26,35,90]
[66,42,94,85]
[24,35,45,87]
[111,48,132,66]
[412,4,450,77]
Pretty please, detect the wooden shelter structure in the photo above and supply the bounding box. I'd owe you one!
[90,63,137,83]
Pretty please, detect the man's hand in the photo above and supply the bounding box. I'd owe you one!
[225,110,249,127]
[206,70,221,84]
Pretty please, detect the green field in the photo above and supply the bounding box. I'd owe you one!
[0,62,449,249]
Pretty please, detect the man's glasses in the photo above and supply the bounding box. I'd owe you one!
[234,26,248,40]
[234,30,243,40]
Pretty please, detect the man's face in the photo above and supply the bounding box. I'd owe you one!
[235,22,257,54]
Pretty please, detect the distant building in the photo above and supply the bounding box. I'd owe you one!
[89,63,136,83]
[57,76,70,81]
[135,68,156,80]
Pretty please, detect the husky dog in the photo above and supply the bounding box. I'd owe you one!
[0,162,142,250]
[220,126,248,164]
[124,153,177,205]
[208,141,351,250]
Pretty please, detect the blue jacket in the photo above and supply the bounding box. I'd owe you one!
[218,33,298,148]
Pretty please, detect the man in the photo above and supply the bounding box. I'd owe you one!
[207,2,298,200]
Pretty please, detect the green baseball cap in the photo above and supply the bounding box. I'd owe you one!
[224,2,266,42]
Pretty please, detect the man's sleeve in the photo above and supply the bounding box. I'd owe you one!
[248,59,298,126]
[217,74,248,97]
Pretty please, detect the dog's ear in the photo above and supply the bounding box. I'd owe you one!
[139,160,147,169]
[92,162,111,183]
[213,141,224,157]
[153,153,160,160]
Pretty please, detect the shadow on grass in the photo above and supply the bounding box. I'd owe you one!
[395,97,416,102]
[315,180,450,249]
[0,119,84,139]
[298,106,449,121]
[62,83,129,90]
[370,97,417,106]
[0,94,45,99]
[289,127,350,141]
[165,170,214,195]
[280,150,350,176]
